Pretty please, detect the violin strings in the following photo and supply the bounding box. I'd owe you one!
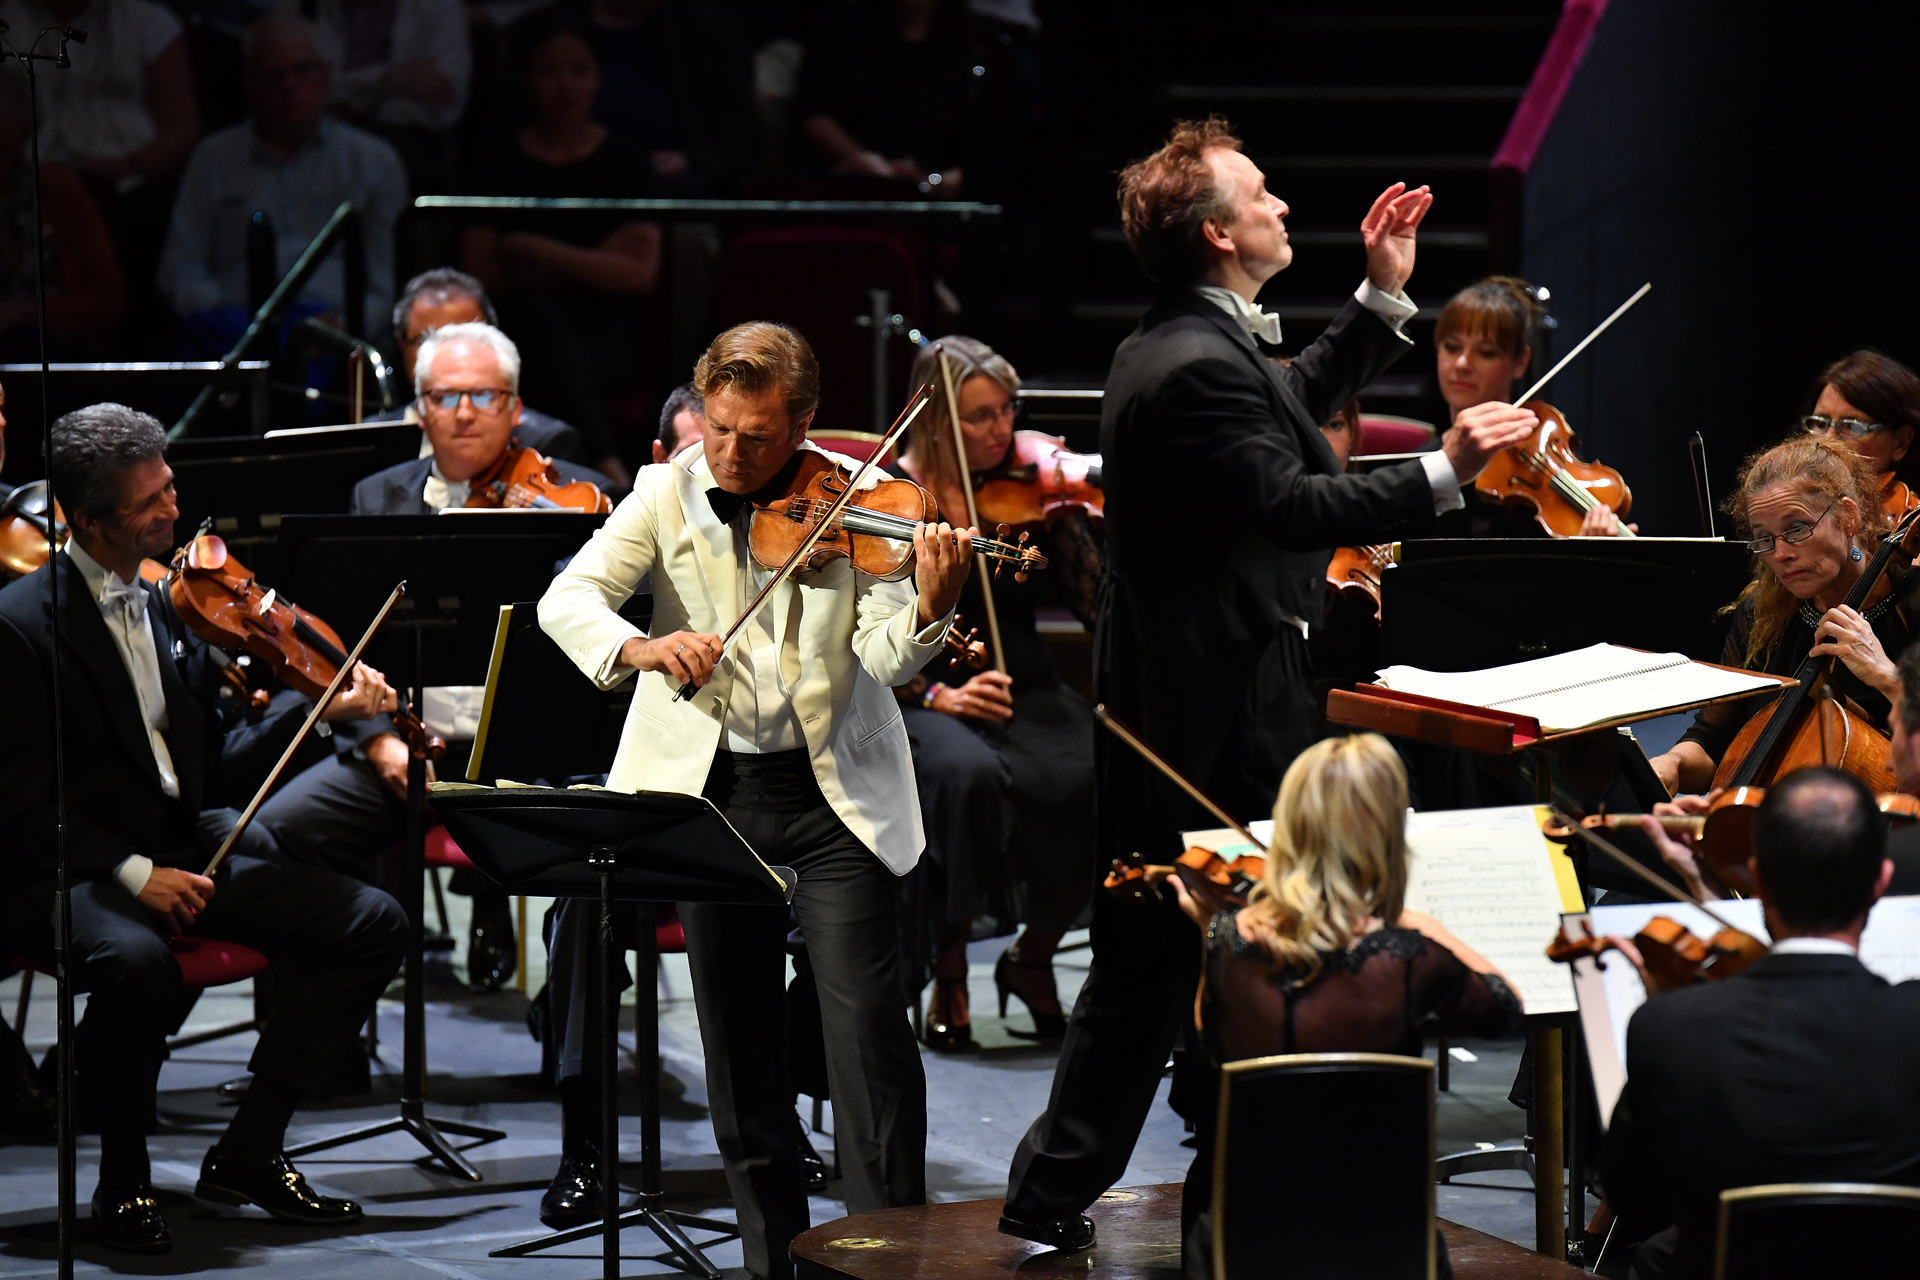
[784,498,1027,560]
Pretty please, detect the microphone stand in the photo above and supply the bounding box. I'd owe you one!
[5,20,88,1280]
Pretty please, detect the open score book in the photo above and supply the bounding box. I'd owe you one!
[1374,642,1784,734]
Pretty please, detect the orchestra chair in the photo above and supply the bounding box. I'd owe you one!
[8,937,271,1051]
[1712,1182,1920,1279]
[1355,415,1438,456]
[1212,1052,1435,1280]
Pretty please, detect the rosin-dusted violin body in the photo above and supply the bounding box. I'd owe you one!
[1473,400,1631,538]
[971,430,1103,528]
[463,445,612,513]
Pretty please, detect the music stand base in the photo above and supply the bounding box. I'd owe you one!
[285,1099,506,1182]
[488,1193,738,1278]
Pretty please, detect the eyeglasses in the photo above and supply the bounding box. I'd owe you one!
[960,401,1018,430]
[1799,414,1887,440]
[1744,503,1835,555]
[421,388,514,413]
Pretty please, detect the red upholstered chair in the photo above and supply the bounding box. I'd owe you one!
[8,936,271,1051]
[1356,414,1439,456]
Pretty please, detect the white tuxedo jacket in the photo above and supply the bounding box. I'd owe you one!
[537,442,947,873]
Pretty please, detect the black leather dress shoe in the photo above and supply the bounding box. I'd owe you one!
[91,1182,171,1254]
[541,1147,604,1228]
[793,1114,830,1192]
[998,1211,1095,1252]
[196,1149,363,1224]
[468,894,517,992]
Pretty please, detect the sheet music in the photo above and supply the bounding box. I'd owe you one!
[1375,642,1780,732]
[1402,805,1580,1015]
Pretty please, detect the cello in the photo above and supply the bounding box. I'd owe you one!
[1711,505,1920,793]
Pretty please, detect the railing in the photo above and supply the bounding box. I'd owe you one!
[170,201,367,441]
[1487,0,1612,267]
[410,195,1002,221]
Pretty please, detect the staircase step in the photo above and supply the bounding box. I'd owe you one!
[1165,85,1526,104]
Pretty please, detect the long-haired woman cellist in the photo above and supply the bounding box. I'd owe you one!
[1648,436,1914,795]
[1797,349,1920,523]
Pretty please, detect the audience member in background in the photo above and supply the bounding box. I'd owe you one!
[1169,733,1519,1279]
[159,14,405,358]
[1606,768,1920,1280]
[275,0,470,195]
[0,66,125,357]
[653,380,704,462]
[796,0,975,193]
[1797,349,1920,522]
[0,0,200,346]
[379,267,587,462]
[464,11,660,485]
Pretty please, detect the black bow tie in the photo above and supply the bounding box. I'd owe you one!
[705,452,807,525]
[706,486,754,525]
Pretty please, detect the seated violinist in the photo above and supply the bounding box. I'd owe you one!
[1166,733,1520,1279]
[1647,436,1911,796]
[1603,768,1920,1280]
[1795,349,1920,524]
[0,404,407,1253]
[1433,276,1632,537]
[350,321,612,515]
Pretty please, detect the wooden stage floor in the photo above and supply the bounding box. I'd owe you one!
[793,1183,1585,1279]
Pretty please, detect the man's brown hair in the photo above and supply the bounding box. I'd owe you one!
[693,321,821,426]
[1117,116,1244,287]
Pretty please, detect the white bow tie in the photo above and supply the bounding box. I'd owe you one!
[1241,304,1285,345]
[101,578,147,622]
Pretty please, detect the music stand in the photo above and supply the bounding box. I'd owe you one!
[279,517,605,1179]
[432,785,797,1280]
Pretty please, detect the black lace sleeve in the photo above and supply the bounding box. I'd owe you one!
[1043,508,1104,632]
[1412,938,1523,1038]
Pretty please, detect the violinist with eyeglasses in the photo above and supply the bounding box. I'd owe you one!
[1796,349,1920,524]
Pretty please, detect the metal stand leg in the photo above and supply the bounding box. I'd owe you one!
[287,647,504,1179]
[1532,1023,1566,1260]
[491,866,736,1274]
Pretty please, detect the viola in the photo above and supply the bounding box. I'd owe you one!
[970,431,1103,528]
[1712,506,1920,793]
[1547,915,1765,996]
[1104,846,1265,915]
[167,526,444,759]
[463,444,611,513]
[1326,543,1391,620]
[1472,400,1633,538]
[747,450,1048,583]
[0,481,66,578]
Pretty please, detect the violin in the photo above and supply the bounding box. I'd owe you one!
[1883,474,1920,525]
[941,613,989,669]
[1472,400,1633,538]
[970,431,1103,528]
[1104,846,1265,915]
[1326,543,1391,620]
[1547,915,1766,995]
[167,525,444,759]
[1712,506,1920,793]
[747,449,1048,583]
[0,481,66,578]
[463,445,611,513]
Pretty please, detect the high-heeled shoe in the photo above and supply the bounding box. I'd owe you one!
[922,977,973,1051]
[995,949,1066,1042]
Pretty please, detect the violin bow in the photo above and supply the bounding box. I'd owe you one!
[202,581,409,876]
[673,383,935,703]
[1546,808,1748,935]
[1512,282,1651,406]
[936,345,1008,676]
[1094,704,1268,852]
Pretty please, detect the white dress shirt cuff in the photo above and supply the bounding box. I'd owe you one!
[1354,279,1418,336]
[114,854,154,898]
[1421,450,1465,514]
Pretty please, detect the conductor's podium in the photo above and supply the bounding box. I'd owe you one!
[791,1183,1585,1279]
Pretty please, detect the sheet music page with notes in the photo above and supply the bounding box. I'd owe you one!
[1402,805,1581,1015]
[1375,642,1782,733]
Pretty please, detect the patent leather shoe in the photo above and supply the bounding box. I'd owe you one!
[91,1182,171,1254]
[197,1149,362,1224]
[541,1146,604,1228]
[998,1211,1095,1252]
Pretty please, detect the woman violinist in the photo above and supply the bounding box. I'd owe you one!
[1796,350,1920,524]
[889,336,1102,1049]
[1434,276,1632,538]
[1648,437,1912,796]
[1167,734,1519,1278]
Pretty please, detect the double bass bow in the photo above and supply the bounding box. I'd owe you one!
[1711,505,1920,793]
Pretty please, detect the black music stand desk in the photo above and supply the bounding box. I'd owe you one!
[432,784,797,1280]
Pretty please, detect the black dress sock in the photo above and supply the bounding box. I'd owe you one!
[559,1074,598,1155]
[98,1128,151,1190]
[220,1075,300,1160]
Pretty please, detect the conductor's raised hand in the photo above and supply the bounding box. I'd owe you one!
[623,630,723,688]
[1360,182,1433,296]
[914,521,976,628]
[139,867,215,935]
[1441,400,1538,484]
